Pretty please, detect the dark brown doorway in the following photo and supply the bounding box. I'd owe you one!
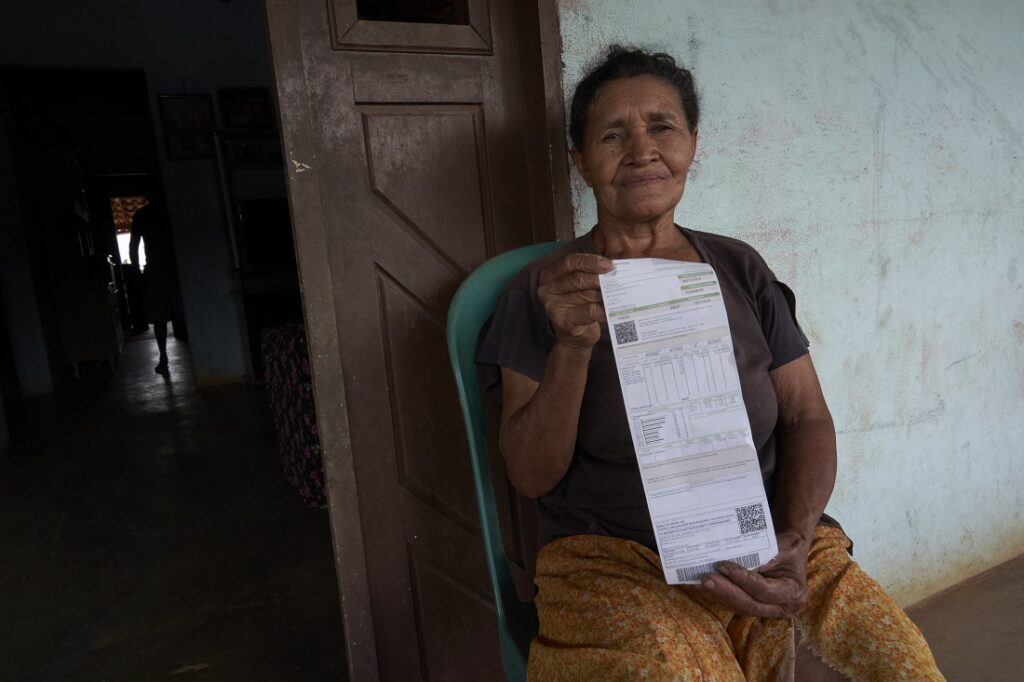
[264,0,571,679]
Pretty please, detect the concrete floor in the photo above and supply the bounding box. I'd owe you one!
[907,554,1024,682]
[1,331,1020,682]
[0,332,346,681]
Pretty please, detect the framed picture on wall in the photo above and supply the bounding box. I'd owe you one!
[218,87,276,130]
[158,94,215,160]
[219,131,283,168]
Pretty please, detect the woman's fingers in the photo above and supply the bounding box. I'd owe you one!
[540,254,612,290]
[559,301,606,326]
[536,254,613,349]
[543,253,613,279]
[542,271,603,296]
[556,288,603,305]
[717,563,805,610]
[545,298,605,329]
[539,275,606,326]
[538,285,603,306]
[540,298,605,349]
[699,574,791,619]
[700,558,807,620]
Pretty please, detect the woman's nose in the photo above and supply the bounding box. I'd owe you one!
[625,130,657,165]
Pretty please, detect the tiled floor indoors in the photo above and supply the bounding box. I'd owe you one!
[908,553,1024,681]
[0,331,346,681]
[0,330,1020,681]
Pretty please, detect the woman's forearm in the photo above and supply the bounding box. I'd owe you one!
[771,416,837,544]
[500,341,593,498]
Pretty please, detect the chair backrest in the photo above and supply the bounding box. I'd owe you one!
[447,241,561,682]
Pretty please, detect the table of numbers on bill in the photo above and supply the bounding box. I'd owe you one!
[599,258,778,584]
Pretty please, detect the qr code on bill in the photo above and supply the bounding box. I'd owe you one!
[736,503,767,534]
[613,320,638,344]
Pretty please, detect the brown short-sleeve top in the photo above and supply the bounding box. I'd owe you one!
[479,226,830,553]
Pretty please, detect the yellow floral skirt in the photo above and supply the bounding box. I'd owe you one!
[528,526,944,681]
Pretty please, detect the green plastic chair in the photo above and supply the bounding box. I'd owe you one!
[447,241,561,682]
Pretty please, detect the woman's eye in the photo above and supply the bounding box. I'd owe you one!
[602,132,622,142]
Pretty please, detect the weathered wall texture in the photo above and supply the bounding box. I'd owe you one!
[0,0,276,385]
[557,0,1024,604]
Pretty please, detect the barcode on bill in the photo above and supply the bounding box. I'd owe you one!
[736,503,768,534]
[675,552,761,583]
[613,320,638,344]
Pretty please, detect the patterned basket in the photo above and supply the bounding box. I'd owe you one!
[261,323,327,509]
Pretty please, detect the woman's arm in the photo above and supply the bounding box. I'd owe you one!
[700,353,836,617]
[499,345,591,498]
[770,353,837,544]
[497,253,611,499]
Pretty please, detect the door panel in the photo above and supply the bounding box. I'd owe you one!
[377,269,479,531]
[410,557,504,680]
[265,0,571,679]
[362,105,492,273]
[351,54,483,102]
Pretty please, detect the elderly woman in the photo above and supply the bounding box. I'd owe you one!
[479,47,944,681]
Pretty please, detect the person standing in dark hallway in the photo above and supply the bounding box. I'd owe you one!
[129,196,182,375]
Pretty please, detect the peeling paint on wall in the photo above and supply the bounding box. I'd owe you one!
[557,0,1024,605]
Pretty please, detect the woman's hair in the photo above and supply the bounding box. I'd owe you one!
[569,45,700,149]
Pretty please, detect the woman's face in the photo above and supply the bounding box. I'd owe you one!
[573,75,698,226]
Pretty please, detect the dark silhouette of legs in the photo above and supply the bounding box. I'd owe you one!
[154,322,169,375]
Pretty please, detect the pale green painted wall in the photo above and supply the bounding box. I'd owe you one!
[557,0,1024,604]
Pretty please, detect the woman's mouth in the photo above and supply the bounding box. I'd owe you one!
[620,174,668,188]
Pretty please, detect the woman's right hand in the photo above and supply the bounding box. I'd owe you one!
[537,253,613,350]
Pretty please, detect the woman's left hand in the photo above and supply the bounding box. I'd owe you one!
[700,355,836,619]
[698,530,810,619]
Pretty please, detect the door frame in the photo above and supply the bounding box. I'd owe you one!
[263,0,572,677]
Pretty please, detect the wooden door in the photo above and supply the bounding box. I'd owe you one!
[263,1,571,679]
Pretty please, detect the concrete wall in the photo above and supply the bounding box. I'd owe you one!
[0,0,277,385]
[557,0,1024,604]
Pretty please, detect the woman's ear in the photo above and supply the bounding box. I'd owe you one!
[571,147,594,188]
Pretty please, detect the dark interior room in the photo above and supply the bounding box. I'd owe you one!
[0,2,345,680]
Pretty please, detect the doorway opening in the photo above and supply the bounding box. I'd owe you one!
[112,195,148,271]
[0,4,345,680]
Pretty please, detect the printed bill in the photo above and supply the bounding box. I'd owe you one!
[599,258,778,584]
